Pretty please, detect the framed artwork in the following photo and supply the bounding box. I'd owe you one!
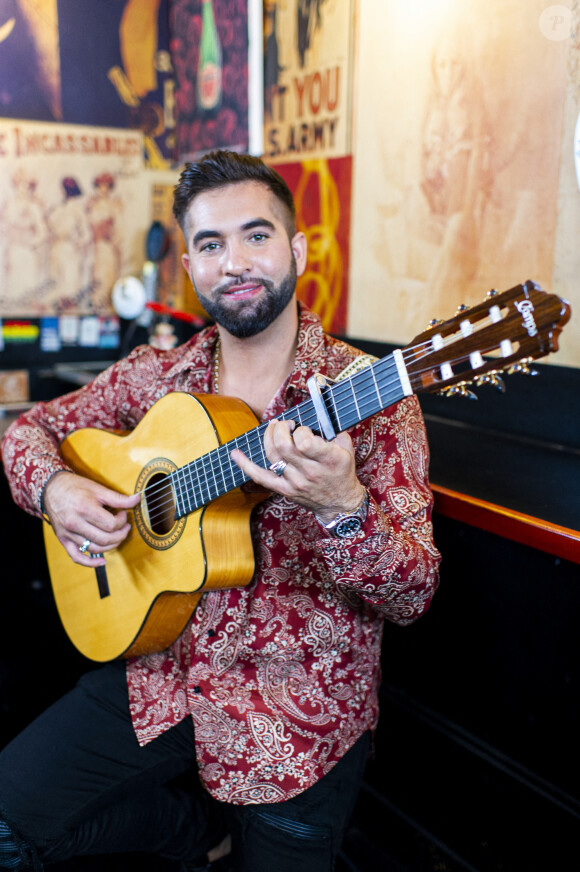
[0,120,146,316]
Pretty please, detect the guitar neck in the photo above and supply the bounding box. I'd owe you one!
[172,351,407,520]
[168,280,572,520]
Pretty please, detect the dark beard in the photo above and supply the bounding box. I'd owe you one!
[195,259,297,339]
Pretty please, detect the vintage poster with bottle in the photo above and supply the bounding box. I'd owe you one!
[171,0,263,159]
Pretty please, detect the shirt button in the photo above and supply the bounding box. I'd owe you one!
[193,685,202,694]
[207,629,216,637]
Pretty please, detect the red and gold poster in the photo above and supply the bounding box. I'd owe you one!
[275,156,352,335]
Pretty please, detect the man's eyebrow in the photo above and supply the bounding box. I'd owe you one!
[192,229,221,247]
[241,218,276,233]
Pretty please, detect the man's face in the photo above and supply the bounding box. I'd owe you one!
[181,181,306,338]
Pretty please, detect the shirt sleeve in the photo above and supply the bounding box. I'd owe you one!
[313,395,441,625]
[1,347,160,519]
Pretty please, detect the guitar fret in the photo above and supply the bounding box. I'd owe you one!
[223,443,238,489]
[171,470,184,517]
[173,470,182,517]
[242,431,253,466]
[208,449,221,501]
[222,444,237,491]
[185,461,197,510]
[327,388,342,432]
[357,367,382,419]
[257,427,267,467]
[370,366,383,408]
[288,400,316,432]
[211,446,225,495]
[192,463,203,510]
[173,469,183,517]
[190,462,204,512]
[348,380,360,424]
[190,465,201,511]
[248,424,268,470]
[199,454,212,506]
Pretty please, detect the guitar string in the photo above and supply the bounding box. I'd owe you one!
[140,315,515,523]
[141,325,511,526]
[142,330,512,527]
[146,305,509,509]
[144,352,406,513]
[142,365,403,523]
[143,366,456,526]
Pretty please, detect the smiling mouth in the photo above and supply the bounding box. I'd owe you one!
[221,282,264,298]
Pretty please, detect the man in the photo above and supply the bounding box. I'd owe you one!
[0,151,440,871]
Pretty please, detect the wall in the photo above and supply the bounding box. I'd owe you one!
[349,0,580,369]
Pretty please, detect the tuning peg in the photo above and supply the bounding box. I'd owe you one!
[437,382,478,400]
[456,303,470,313]
[474,371,506,392]
[428,318,444,328]
[507,357,539,377]
[486,288,499,298]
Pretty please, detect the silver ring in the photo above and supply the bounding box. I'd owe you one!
[269,460,287,477]
[79,538,91,554]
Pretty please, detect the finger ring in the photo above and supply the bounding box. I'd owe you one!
[269,460,287,477]
[79,538,91,554]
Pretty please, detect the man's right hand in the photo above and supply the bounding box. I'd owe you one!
[43,471,141,566]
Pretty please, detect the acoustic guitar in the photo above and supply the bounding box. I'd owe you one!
[43,281,570,662]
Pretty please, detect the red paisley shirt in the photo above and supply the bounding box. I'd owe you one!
[2,306,440,804]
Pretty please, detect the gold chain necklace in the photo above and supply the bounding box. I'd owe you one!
[213,336,221,394]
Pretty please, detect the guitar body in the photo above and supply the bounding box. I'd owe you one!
[44,392,265,662]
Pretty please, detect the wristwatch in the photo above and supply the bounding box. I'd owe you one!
[316,490,369,539]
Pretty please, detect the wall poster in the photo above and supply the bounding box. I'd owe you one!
[349,0,574,362]
[276,156,351,335]
[0,0,175,167]
[0,119,147,317]
[170,0,263,160]
[264,0,353,163]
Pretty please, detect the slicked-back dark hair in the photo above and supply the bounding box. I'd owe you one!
[173,150,296,236]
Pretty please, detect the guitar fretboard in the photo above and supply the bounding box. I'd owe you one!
[169,351,408,520]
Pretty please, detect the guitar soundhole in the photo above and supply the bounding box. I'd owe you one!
[144,472,177,536]
[134,458,186,550]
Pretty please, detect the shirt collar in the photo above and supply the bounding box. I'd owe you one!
[156,303,328,401]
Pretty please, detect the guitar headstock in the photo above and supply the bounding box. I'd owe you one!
[405,280,571,397]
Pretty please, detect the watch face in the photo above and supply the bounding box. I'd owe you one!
[334,516,363,538]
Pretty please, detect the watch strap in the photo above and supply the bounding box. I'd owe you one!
[316,489,369,538]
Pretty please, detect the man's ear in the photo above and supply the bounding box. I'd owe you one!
[291,231,307,277]
[181,252,191,279]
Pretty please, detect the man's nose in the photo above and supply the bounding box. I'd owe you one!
[223,240,251,275]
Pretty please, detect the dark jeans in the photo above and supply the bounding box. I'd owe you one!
[0,662,370,871]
